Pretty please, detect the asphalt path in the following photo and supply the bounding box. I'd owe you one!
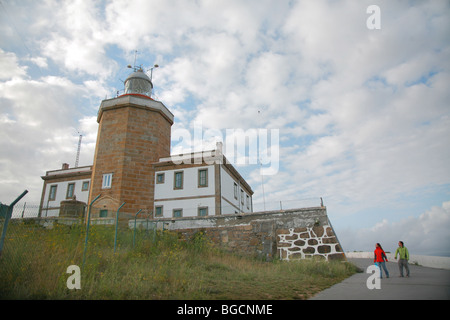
[309,258,450,300]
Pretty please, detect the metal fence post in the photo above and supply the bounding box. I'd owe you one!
[114,202,126,253]
[82,194,101,268]
[133,209,142,248]
[0,190,28,258]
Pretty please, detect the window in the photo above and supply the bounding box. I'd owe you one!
[155,206,163,217]
[49,185,57,201]
[156,173,165,184]
[66,183,75,199]
[241,189,244,205]
[174,171,183,189]
[198,169,208,187]
[246,195,250,209]
[198,207,208,217]
[99,209,108,218]
[102,173,112,189]
[173,209,183,218]
[82,181,89,191]
[234,182,238,199]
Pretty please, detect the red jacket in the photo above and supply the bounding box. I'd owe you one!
[374,247,388,263]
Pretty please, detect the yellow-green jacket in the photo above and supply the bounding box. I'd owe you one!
[395,246,409,260]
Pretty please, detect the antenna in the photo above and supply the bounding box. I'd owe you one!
[258,109,266,211]
[127,50,141,71]
[148,64,159,81]
[260,160,266,211]
[75,133,82,168]
[126,50,159,80]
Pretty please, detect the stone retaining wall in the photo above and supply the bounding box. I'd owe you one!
[150,206,345,261]
[277,225,344,261]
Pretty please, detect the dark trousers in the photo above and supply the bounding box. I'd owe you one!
[398,259,410,277]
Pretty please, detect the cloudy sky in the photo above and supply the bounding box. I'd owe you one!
[1,0,449,256]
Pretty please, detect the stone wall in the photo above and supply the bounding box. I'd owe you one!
[277,225,344,261]
[147,206,345,261]
[59,200,86,218]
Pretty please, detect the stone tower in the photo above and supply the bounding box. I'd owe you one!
[88,67,174,217]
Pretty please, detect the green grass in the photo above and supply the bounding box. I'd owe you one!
[0,223,358,299]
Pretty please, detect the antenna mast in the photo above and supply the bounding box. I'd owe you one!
[75,134,82,167]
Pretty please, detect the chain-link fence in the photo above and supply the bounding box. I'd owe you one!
[0,196,162,299]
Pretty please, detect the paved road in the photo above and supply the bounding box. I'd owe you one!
[310,258,450,300]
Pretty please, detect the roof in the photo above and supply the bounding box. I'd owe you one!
[41,165,92,181]
[125,69,152,83]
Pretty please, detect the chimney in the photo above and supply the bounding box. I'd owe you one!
[62,163,69,170]
[216,141,223,155]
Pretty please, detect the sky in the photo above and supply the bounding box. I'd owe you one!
[1,0,449,256]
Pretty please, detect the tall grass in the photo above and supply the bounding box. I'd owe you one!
[0,223,357,299]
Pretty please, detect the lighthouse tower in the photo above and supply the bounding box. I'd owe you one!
[88,67,174,217]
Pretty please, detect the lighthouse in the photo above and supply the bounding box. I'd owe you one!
[88,67,174,217]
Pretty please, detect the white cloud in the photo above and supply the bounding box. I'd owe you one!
[0,50,100,203]
[27,56,48,69]
[0,49,27,80]
[36,0,117,79]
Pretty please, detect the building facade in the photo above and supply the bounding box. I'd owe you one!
[39,163,91,217]
[153,145,253,218]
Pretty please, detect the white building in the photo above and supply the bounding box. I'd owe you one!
[39,163,92,217]
[153,143,253,218]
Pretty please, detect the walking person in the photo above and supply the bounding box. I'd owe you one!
[374,243,389,278]
[395,241,410,277]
